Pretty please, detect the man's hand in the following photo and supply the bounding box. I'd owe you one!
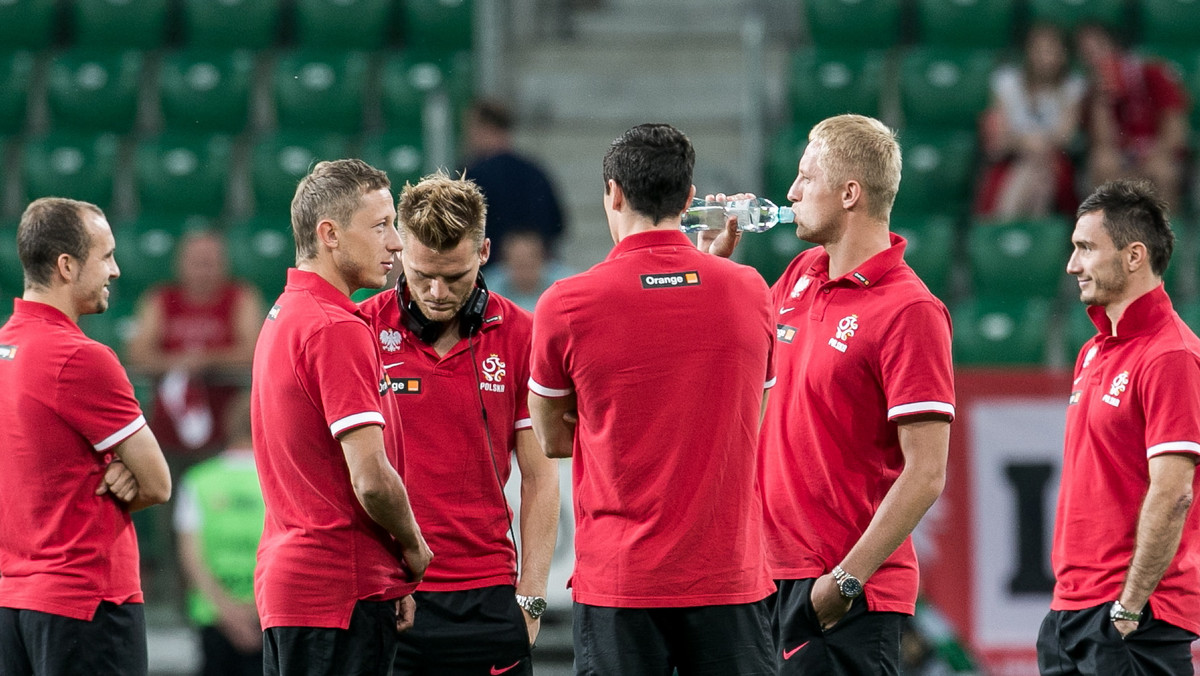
[1113,618,1139,638]
[809,573,853,630]
[695,192,753,258]
[401,537,434,583]
[395,595,416,633]
[522,609,541,646]
[95,460,139,503]
[218,601,263,653]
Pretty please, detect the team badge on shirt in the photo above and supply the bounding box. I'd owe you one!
[1102,371,1129,407]
[0,344,16,360]
[790,276,811,298]
[1082,345,1098,369]
[380,328,403,353]
[828,314,859,353]
[480,354,507,392]
[640,271,700,289]
[776,324,797,344]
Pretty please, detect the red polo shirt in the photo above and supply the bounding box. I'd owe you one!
[0,299,147,620]
[1051,285,1200,634]
[530,229,776,608]
[252,269,415,630]
[760,233,955,615]
[358,289,532,591]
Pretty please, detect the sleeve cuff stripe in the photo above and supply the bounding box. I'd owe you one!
[330,411,385,437]
[1148,441,1200,458]
[94,415,147,452]
[764,377,777,389]
[888,401,956,419]
[514,418,533,430]
[528,378,572,398]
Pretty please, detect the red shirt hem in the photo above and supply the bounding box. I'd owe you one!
[572,585,775,609]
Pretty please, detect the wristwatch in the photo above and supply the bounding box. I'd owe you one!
[1110,600,1141,623]
[831,565,864,600]
[515,593,548,620]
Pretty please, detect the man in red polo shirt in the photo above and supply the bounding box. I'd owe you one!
[1037,179,1200,675]
[711,114,955,675]
[0,197,172,676]
[358,172,559,676]
[252,159,433,676]
[529,123,777,675]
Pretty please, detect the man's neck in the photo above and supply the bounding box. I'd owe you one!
[298,259,352,298]
[822,217,891,280]
[22,288,78,324]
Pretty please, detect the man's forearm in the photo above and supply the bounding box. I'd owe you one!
[529,393,576,459]
[516,468,559,596]
[1119,454,1195,611]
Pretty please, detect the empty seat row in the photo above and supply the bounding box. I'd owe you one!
[0,0,473,52]
[806,0,1199,50]
[0,48,473,135]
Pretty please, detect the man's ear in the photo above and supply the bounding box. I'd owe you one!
[54,252,76,282]
[607,179,625,212]
[315,219,339,251]
[841,180,862,211]
[1126,241,1149,273]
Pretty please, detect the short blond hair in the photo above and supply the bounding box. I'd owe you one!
[290,159,391,262]
[809,115,902,220]
[397,171,487,252]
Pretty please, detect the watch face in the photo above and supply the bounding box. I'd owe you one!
[839,577,863,599]
[526,596,548,618]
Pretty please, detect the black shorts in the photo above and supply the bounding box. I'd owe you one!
[1037,603,1198,676]
[769,578,903,676]
[0,601,147,676]
[199,625,263,676]
[573,599,773,676]
[263,600,398,676]
[393,585,532,676]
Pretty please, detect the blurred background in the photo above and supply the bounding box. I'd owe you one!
[1,0,1198,673]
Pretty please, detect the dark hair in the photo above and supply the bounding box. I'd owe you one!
[1077,179,1174,276]
[291,159,391,262]
[602,123,695,224]
[17,197,104,288]
[471,99,514,132]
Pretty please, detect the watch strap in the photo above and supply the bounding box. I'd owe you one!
[1110,600,1141,623]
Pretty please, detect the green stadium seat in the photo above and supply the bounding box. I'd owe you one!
[22,132,120,210]
[226,216,294,301]
[1176,300,1200,336]
[72,0,169,49]
[135,133,234,218]
[181,0,282,48]
[380,50,474,130]
[803,0,901,49]
[789,48,886,125]
[295,0,393,49]
[0,0,56,50]
[1065,302,1100,355]
[891,214,957,301]
[738,222,814,287]
[1028,0,1125,31]
[47,50,144,133]
[967,218,1070,300]
[361,129,427,188]
[272,50,369,133]
[763,126,808,204]
[915,0,1016,49]
[112,214,216,299]
[402,0,473,52]
[0,52,35,134]
[159,49,256,133]
[952,297,1054,365]
[892,127,977,216]
[899,48,996,130]
[0,221,21,297]
[251,131,352,212]
[1139,0,1200,49]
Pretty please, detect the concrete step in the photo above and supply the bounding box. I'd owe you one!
[570,0,752,42]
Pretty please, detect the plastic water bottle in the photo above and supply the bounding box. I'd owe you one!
[679,197,794,234]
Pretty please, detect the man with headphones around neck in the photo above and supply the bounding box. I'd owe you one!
[358,172,560,676]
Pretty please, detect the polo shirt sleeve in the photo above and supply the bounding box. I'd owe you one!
[1140,350,1200,459]
[57,342,146,453]
[303,319,386,438]
[880,300,956,422]
[528,284,573,398]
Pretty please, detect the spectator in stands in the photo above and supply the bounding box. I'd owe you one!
[125,231,263,462]
[485,229,575,312]
[975,23,1085,220]
[1076,23,1190,212]
[175,391,263,676]
[463,99,567,262]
